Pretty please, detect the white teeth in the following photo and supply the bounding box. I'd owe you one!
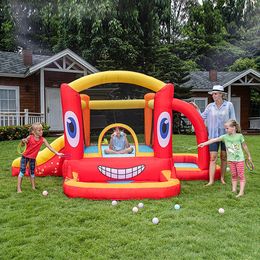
[111,173,117,179]
[118,169,125,174]
[126,173,133,179]
[98,165,145,180]
[111,168,117,174]
[137,167,142,174]
[126,168,132,174]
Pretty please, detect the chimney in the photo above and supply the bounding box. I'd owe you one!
[22,49,33,66]
[209,69,217,82]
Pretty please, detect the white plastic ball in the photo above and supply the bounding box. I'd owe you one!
[111,200,118,206]
[174,204,180,210]
[138,202,144,208]
[226,167,230,172]
[152,217,159,224]
[42,190,48,196]
[132,206,139,213]
[218,208,225,214]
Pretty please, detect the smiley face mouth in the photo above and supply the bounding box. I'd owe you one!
[98,164,145,179]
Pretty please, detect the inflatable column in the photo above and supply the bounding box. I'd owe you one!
[61,83,84,160]
[153,84,173,158]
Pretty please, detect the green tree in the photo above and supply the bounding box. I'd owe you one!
[183,0,228,69]
[38,2,59,52]
[255,56,260,71]
[185,0,225,45]
[219,0,259,39]
[229,57,258,71]
[0,1,15,51]
[152,44,196,99]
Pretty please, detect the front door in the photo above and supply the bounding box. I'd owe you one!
[231,97,241,124]
[46,87,63,131]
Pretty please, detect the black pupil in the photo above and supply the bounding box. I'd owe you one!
[69,122,74,133]
[162,123,167,133]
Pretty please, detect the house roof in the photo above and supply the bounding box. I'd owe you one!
[0,48,98,78]
[183,69,260,92]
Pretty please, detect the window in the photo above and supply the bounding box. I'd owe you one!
[193,97,208,112]
[0,86,19,126]
[250,102,260,117]
[0,86,19,112]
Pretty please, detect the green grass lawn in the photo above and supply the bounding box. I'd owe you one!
[0,135,259,259]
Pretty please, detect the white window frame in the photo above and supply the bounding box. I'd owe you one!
[0,85,20,113]
[193,97,208,112]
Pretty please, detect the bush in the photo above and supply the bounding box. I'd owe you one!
[0,123,50,141]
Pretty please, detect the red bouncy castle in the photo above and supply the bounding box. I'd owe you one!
[12,71,220,199]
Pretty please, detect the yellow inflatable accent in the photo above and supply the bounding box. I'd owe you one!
[69,71,165,93]
[97,123,139,156]
[65,170,180,189]
[81,100,86,109]
[89,99,145,110]
[148,100,154,109]
[12,135,65,167]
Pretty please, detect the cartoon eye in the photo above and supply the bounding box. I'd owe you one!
[157,112,171,148]
[64,111,80,147]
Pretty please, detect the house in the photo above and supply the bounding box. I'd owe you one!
[0,49,99,131]
[1,49,259,133]
[183,69,260,131]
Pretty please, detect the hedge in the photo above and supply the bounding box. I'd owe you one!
[0,124,50,141]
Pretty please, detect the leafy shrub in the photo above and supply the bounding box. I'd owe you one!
[0,123,50,141]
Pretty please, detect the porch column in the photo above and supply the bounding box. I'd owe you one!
[40,68,45,115]
[227,85,231,101]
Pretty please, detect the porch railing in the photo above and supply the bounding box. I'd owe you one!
[249,117,260,129]
[0,109,45,127]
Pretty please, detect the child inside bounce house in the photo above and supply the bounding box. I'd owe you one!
[104,126,134,154]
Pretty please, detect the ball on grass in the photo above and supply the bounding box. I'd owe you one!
[111,200,118,206]
[152,217,159,224]
[132,206,139,213]
[218,208,225,214]
[42,190,48,196]
[226,167,230,172]
[174,204,180,210]
[138,202,144,208]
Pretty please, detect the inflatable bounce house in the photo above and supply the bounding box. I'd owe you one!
[12,71,220,200]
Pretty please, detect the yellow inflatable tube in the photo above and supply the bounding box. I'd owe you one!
[69,70,165,92]
[88,100,145,110]
[97,123,139,156]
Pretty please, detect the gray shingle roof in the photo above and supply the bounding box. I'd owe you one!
[183,71,243,91]
[0,51,50,74]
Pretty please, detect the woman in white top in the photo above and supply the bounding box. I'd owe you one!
[191,85,236,185]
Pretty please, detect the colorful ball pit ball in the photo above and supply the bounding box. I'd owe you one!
[132,207,139,213]
[152,217,159,224]
[42,190,48,196]
[218,208,225,214]
[174,204,180,210]
[111,200,118,206]
[138,202,144,208]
